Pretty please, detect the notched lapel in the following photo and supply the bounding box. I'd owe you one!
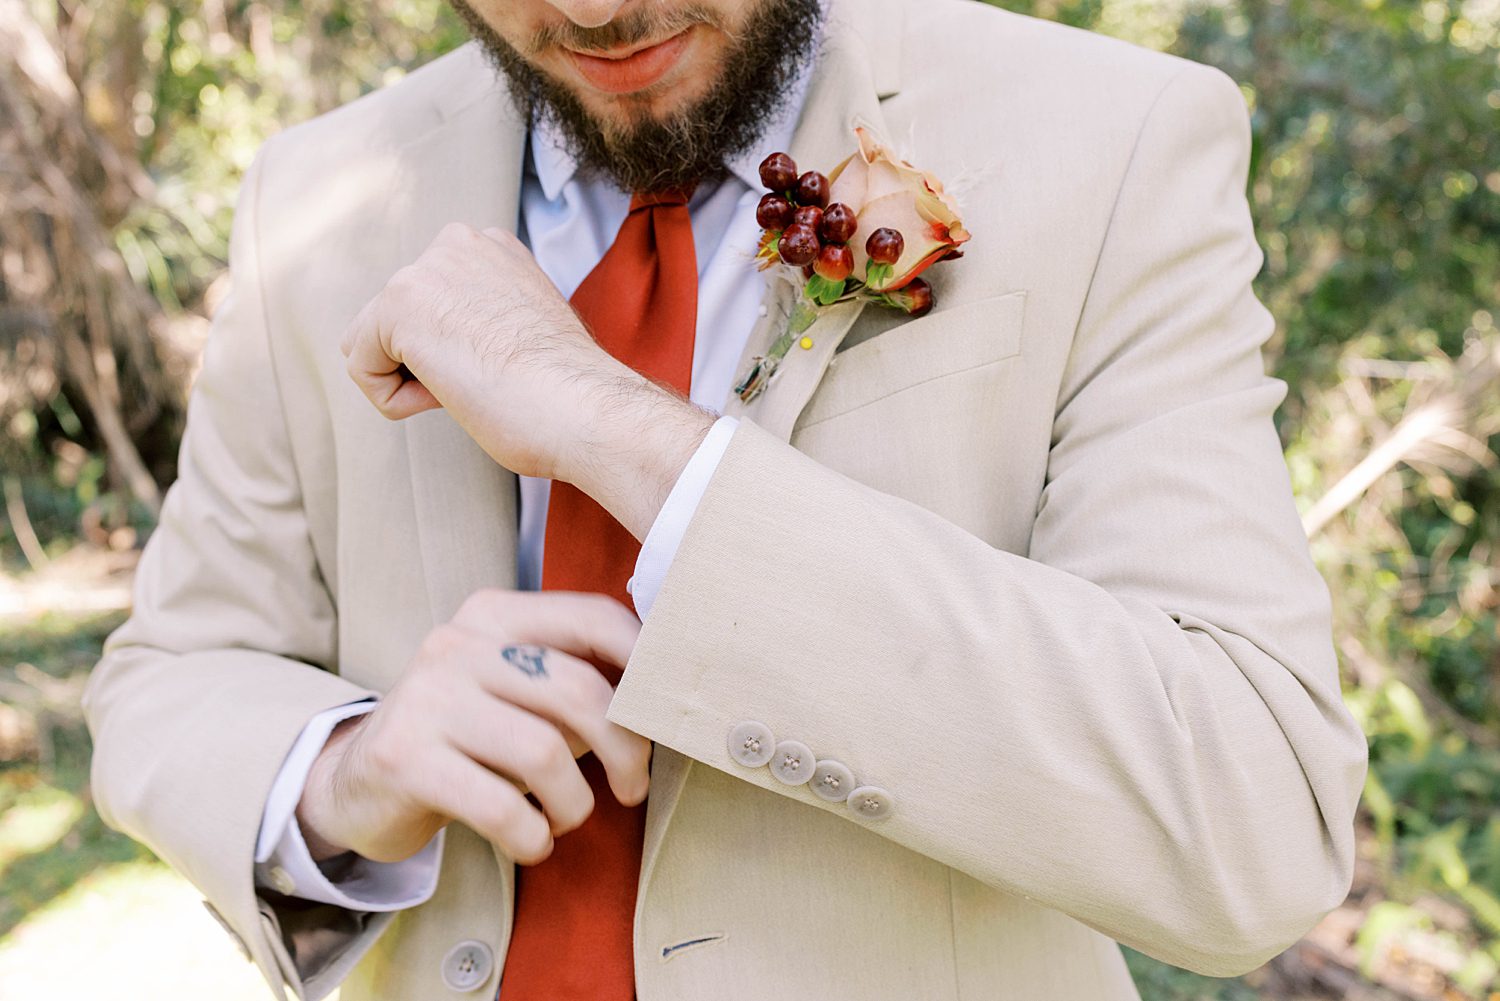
[397,79,527,628]
[723,295,869,441]
[391,71,535,913]
[403,409,519,624]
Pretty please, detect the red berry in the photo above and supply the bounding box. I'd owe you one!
[756,193,794,231]
[894,277,934,317]
[795,171,830,208]
[866,228,904,266]
[777,223,821,267]
[759,152,798,192]
[814,243,854,281]
[819,203,857,244]
[792,205,823,231]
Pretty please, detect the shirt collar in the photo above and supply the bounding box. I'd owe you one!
[529,32,821,202]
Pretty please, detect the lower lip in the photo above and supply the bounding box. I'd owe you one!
[566,30,692,94]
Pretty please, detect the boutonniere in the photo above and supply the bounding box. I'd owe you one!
[732,125,971,404]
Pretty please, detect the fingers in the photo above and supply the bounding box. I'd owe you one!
[440,591,652,808]
[474,642,652,808]
[451,591,650,806]
[340,272,442,420]
[451,589,641,671]
[446,697,597,837]
[423,743,556,864]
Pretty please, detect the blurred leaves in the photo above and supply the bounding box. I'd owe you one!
[0,0,470,569]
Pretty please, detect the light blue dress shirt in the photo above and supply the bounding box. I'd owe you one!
[250,66,812,908]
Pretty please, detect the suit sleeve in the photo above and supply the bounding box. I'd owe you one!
[603,62,1369,978]
[81,137,396,1001]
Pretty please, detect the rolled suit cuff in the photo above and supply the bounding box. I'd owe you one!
[254,699,442,910]
[256,817,445,911]
[628,414,740,620]
[255,699,377,863]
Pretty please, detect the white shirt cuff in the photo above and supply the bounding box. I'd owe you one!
[628,414,739,619]
[253,699,442,910]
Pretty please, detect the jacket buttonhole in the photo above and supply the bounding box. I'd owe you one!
[659,932,727,961]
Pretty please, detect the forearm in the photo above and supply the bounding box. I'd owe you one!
[564,367,720,542]
[607,415,1368,976]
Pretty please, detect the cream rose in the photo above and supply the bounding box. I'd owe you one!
[827,126,971,292]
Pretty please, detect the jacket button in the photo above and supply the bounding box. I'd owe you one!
[769,739,816,785]
[441,939,494,992]
[846,785,895,820]
[808,759,856,801]
[726,721,776,767]
[265,865,296,896]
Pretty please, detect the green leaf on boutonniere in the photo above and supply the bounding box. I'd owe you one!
[789,300,820,334]
[863,260,894,290]
[805,274,846,307]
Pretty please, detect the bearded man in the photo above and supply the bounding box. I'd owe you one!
[82,0,1370,998]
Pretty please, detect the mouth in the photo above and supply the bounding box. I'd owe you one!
[564,27,695,95]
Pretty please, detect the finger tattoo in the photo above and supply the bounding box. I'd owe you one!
[501,643,549,679]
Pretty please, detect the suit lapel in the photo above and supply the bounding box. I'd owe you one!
[398,60,528,627]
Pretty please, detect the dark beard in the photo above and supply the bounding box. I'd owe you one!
[448,0,824,193]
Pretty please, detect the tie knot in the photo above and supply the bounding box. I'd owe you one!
[629,185,695,212]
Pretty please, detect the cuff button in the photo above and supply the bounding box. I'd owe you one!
[727,720,776,768]
[846,785,894,820]
[266,865,296,896]
[809,759,855,802]
[769,739,816,785]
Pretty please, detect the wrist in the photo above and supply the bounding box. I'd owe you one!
[296,714,365,863]
[562,366,717,540]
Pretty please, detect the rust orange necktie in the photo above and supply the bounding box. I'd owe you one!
[495,187,697,1001]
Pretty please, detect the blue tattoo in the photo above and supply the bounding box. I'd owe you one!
[501,643,548,678]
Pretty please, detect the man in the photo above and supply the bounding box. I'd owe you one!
[81,0,1371,998]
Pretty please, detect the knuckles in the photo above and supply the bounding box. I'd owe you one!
[512,725,573,777]
[359,719,407,777]
[564,661,616,709]
[384,262,425,303]
[435,220,484,247]
[511,836,555,866]
[455,587,512,625]
[417,621,474,669]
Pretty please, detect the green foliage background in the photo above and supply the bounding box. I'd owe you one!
[2,0,1498,996]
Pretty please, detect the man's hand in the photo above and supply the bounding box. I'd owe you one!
[338,222,717,539]
[294,590,653,866]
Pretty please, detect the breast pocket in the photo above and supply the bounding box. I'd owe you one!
[795,289,1028,430]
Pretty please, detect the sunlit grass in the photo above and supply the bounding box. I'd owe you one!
[1,607,326,1000]
[0,782,84,880]
[0,858,331,1001]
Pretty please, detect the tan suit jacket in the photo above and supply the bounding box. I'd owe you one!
[82,0,1370,997]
